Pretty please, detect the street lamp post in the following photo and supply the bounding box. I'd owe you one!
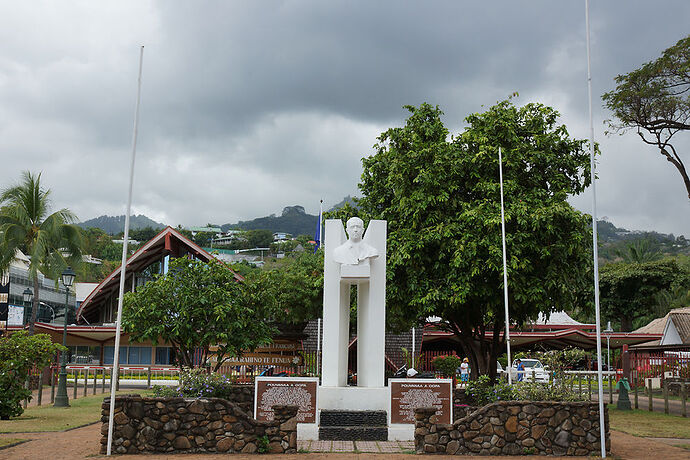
[54,267,75,408]
[22,288,33,334]
[604,321,614,371]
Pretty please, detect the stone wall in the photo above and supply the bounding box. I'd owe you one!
[101,394,297,455]
[415,401,609,456]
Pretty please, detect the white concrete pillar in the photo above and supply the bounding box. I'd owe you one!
[357,220,386,387]
[322,220,348,387]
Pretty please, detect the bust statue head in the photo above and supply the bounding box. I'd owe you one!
[346,217,364,243]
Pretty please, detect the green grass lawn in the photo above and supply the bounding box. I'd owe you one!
[0,438,28,448]
[0,390,152,433]
[608,406,690,438]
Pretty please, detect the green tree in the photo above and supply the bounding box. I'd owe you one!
[603,35,690,200]
[246,229,274,248]
[0,172,83,334]
[246,251,323,326]
[0,331,65,419]
[354,101,594,379]
[122,257,275,370]
[613,238,662,263]
[599,258,690,331]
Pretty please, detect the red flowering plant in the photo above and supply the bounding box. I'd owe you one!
[432,355,462,378]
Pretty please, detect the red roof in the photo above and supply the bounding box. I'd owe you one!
[76,226,243,323]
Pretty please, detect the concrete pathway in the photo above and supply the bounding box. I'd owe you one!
[297,440,414,453]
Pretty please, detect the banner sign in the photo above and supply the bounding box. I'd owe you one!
[254,377,318,423]
[222,353,303,367]
[389,378,453,424]
[7,305,24,326]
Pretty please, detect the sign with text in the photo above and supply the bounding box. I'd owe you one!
[254,377,318,423]
[254,340,299,353]
[7,305,24,326]
[222,353,303,367]
[389,378,452,424]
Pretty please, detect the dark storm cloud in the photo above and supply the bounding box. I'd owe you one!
[0,1,688,233]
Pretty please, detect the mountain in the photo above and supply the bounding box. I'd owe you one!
[222,206,318,236]
[78,215,165,235]
[596,219,689,261]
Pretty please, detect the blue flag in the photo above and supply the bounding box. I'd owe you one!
[314,200,323,253]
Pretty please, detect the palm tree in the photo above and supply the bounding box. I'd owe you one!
[614,238,662,263]
[0,171,83,334]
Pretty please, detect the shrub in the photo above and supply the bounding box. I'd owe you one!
[466,375,514,406]
[151,369,235,399]
[432,355,462,377]
[465,375,586,406]
[0,331,65,419]
[511,381,586,402]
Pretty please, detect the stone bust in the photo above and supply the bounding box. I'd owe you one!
[333,217,379,266]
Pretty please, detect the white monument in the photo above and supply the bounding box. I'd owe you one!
[319,217,388,410]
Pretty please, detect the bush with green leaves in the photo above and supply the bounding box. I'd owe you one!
[151,369,235,399]
[511,381,586,403]
[465,375,586,406]
[432,355,462,377]
[0,331,65,419]
[466,375,515,406]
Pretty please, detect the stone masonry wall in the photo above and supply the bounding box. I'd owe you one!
[415,401,609,456]
[101,395,297,455]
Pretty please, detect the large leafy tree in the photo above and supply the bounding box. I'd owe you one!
[600,258,690,331]
[247,251,323,326]
[122,257,276,370]
[354,101,594,378]
[0,331,64,419]
[0,172,83,334]
[603,35,690,200]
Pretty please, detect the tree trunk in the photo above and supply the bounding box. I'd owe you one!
[620,316,633,332]
[28,276,39,335]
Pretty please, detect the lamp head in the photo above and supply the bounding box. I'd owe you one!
[61,267,76,288]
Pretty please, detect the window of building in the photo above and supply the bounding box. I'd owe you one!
[155,347,174,365]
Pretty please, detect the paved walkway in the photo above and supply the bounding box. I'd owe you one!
[2,423,690,459]
[297,440,414,453]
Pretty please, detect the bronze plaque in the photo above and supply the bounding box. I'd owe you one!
[390,379,452,424]
[254,377,318,423]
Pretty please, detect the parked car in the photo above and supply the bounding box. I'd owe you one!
[511,358,550,383]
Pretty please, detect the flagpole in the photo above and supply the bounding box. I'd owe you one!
[107,45,144,456]
[499,147,512,385]
[585,1,607,456]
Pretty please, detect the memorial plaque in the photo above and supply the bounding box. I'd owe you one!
[254,377,318,423]
[389,378,452,424]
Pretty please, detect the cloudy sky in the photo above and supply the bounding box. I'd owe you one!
[1,1,688,235]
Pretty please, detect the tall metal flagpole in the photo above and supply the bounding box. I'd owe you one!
[107,45,144,456]
[585,2,607,457]
[498,147,513,385]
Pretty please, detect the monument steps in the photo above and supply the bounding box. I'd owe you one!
[319,410,388,441]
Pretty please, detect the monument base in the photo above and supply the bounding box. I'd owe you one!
[318,386,389,411]
[388,424,415,441]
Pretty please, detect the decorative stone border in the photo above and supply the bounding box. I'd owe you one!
[100,394,297,454]
[415,401,609,456]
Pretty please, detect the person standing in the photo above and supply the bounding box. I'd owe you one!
[516,359,525,382]
[460,357,470,383]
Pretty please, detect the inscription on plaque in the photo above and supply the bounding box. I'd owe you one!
[389,379,452,424]
[254,377,318,423]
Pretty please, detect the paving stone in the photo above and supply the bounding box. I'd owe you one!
[355,441,380,452]
[309,441,332,452]
[332,440,354,452]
